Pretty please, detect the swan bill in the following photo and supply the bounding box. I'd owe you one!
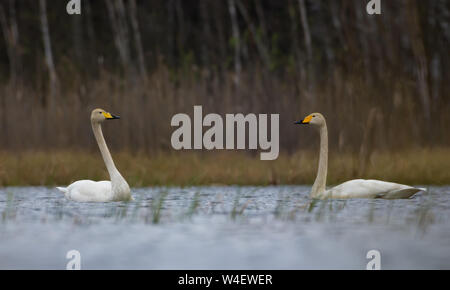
[295,115,312,125]
[102,112,120,120]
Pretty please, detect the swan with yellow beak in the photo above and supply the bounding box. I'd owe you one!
[295,113,425,199]
[56,108,132,202]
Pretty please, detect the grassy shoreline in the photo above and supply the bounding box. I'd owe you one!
[0,149,449,187]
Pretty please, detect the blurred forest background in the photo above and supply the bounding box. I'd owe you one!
[0,0,449,186]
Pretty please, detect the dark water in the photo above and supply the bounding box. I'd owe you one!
[0,185,449,269]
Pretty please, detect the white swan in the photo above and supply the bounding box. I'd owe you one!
[295,113,425,199]
[56,108,132,202]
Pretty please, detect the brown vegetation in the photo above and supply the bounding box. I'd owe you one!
[1,148,449,186]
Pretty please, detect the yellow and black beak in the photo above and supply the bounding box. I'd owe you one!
[102,112,120,120]
[294,115,312,125]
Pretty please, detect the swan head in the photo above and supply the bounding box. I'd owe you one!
[295,113,325,128]
[91,108,120,123]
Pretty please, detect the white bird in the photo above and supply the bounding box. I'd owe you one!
[295,113,425,199]
[56,108,132,202]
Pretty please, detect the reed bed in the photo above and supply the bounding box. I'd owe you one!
[0,148,449,186]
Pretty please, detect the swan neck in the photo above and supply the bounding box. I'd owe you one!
[91,121,130,201]
[92,122,119,178]
[311,123,328,198]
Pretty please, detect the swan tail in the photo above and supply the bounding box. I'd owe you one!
[56,187,68,194]
[383,187,424,199]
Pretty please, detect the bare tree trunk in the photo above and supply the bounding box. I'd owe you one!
[175,0,185,58]
[84,0,97,72]
[288,0,301,74]
[298,0,314,100]
[428,1,444,116]
[298,0,312,62]
[329,1,345,48]
[228,0,241,86]
[39,0,59,105]
[0,0,21,90]
[404,0,431,125]
[0,0,14,146]
[213,1,227,74]
[235,0,271,69]
[167,0,175,68]
[354,0,372,86]
[105,0,133,76]
[254,0,269,49]
[199,1,212,69]
[72,12,83,66]
[128,0,147,80]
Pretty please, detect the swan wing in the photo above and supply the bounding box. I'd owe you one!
[64,180,113,202]
[326,179,424,199]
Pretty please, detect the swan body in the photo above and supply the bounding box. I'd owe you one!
[322,179,425,199]
[57,180,112,202]
[57,108,132,202]
[295,113,425,199]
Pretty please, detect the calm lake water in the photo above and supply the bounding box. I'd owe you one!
[0,185,449,269]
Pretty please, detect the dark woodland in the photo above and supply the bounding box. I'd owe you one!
[0,0,448,154]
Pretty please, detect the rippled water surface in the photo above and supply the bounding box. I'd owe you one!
[0,186,449,269]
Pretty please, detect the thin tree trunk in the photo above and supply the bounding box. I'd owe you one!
[0,0,21,89]
[72,12,83,66]
[105,0,133,76]
[167,0,175,68]
[298,0,314,99]
[199,0,212,69]
[404,0,431,125]
[235,0,271,69]
[128,0,147,80]
[254,0,269,49]
[354,0,372,86]
[298,0,312,61]
[175,0,185,58]
[288,0,301,72]
[228,0,241,86]
[288,0,309,103]
[39,0,59,105]
[329,0,345,48]
[84,0,97,71]
[213,1,227,74]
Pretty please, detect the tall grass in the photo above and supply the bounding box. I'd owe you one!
[1,65,449,153]
[0,148,449,186]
